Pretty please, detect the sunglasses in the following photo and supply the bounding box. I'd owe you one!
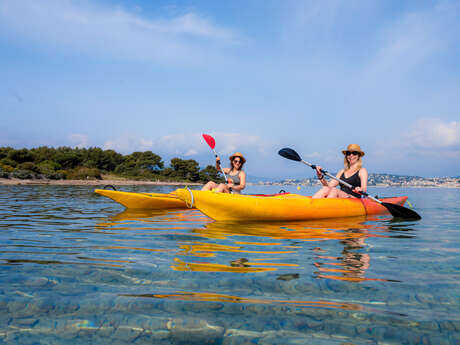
[233,159,242,163]
[345,151,361,156]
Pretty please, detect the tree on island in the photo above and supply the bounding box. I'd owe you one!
[0,146,223,183]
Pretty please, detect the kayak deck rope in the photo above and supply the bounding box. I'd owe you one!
[185,186,194,208]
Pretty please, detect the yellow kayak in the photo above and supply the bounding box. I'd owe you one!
[94,189,190,209]
[175,188,408,221]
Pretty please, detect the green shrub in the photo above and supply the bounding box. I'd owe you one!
[38,160,61,175]
[0,167,9,178]
[0,163,14,173]
[8,149,36,163]
[0,147,13,160]
[45,171,66,180]
[0,158,17,168]
[19,162,40,173]
[12,169,36,179]
[66,167,102,180]
[54,170,67,179]
[199,165,224,183]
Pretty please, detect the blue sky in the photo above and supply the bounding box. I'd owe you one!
[1,0,459,178]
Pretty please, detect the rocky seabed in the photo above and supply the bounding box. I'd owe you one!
[1,294,459,345]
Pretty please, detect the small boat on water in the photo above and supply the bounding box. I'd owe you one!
[94,189,189,209]
[175,188,408,221]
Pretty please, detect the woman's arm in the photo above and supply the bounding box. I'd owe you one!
[215,156,230,174]
[355,168,368,193]
[327,170,342,188]
[316,166,340,187]
[232,171,246,191]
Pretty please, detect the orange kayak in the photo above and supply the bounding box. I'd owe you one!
[175,189,408,221]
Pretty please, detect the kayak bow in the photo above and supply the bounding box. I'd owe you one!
[94,189,189,209]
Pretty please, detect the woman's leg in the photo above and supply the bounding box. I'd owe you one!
[334,189,352,198]
[326,188,354,198]
[313,186,353,199]
[326,188,339,198]
[313,186,334,198]
[215,183,231,193]
[201,181,218,191]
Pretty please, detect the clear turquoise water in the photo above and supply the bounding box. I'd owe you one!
[0,185,459,345]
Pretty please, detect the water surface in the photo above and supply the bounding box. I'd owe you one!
[0,185,459,344]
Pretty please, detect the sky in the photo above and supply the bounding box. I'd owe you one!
[1,0,459,179]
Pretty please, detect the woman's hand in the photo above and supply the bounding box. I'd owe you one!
[353,186,364,194]
[315,166,324,179]
[215,156,221,165]
[226,178,234,193]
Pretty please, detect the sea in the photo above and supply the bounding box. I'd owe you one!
[0,184,459,345]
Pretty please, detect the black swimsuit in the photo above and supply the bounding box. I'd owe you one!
[339,170,362,198]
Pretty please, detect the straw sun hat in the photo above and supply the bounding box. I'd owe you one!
[229,152,246,164]
[342,144,365,156]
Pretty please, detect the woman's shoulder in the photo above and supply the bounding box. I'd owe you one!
[359,167,368,176]
[235,170,245,177]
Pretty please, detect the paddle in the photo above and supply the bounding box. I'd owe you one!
[202,134,228,181]
[278,148,421,220]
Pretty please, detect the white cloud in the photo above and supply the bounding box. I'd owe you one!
[101,132,268,158]
[139,139,153,151]
[69,133,89,148]
[0,0,240,64]
[210,132,267,155]
[153,132,268,157]
[103,136,152,153]
[407,118,460,149]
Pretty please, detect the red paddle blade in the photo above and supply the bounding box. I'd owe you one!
[202,134,216,149]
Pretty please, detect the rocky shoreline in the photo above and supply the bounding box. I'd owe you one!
[0,178,201,186]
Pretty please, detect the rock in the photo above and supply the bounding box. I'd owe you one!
[12,318,38,327]
[167,318,224,344]
[111,325,144,342]
[276,273,299,281]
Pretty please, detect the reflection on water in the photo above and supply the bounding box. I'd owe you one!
[1,186,459,345]
[122,290,365,311]
[99,210,389,282]
[314,232,375,282]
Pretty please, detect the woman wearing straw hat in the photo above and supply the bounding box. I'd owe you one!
[312,144,368,198]
[201,152,247,194]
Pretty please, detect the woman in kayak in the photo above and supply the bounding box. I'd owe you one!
[312,144,368,198]
[201,152,247,194]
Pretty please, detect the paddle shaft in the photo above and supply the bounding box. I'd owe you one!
[212,149,228,182]
[301,160,381,204]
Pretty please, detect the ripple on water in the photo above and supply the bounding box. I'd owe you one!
[0,185,459,344]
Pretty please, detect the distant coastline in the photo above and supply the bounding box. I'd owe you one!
[1,176,458,188]
[255,174,460,189]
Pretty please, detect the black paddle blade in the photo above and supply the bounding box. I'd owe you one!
[381,202,421,220]
[278,148,302,162]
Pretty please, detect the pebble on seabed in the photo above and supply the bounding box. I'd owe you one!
[167,318,224,344]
